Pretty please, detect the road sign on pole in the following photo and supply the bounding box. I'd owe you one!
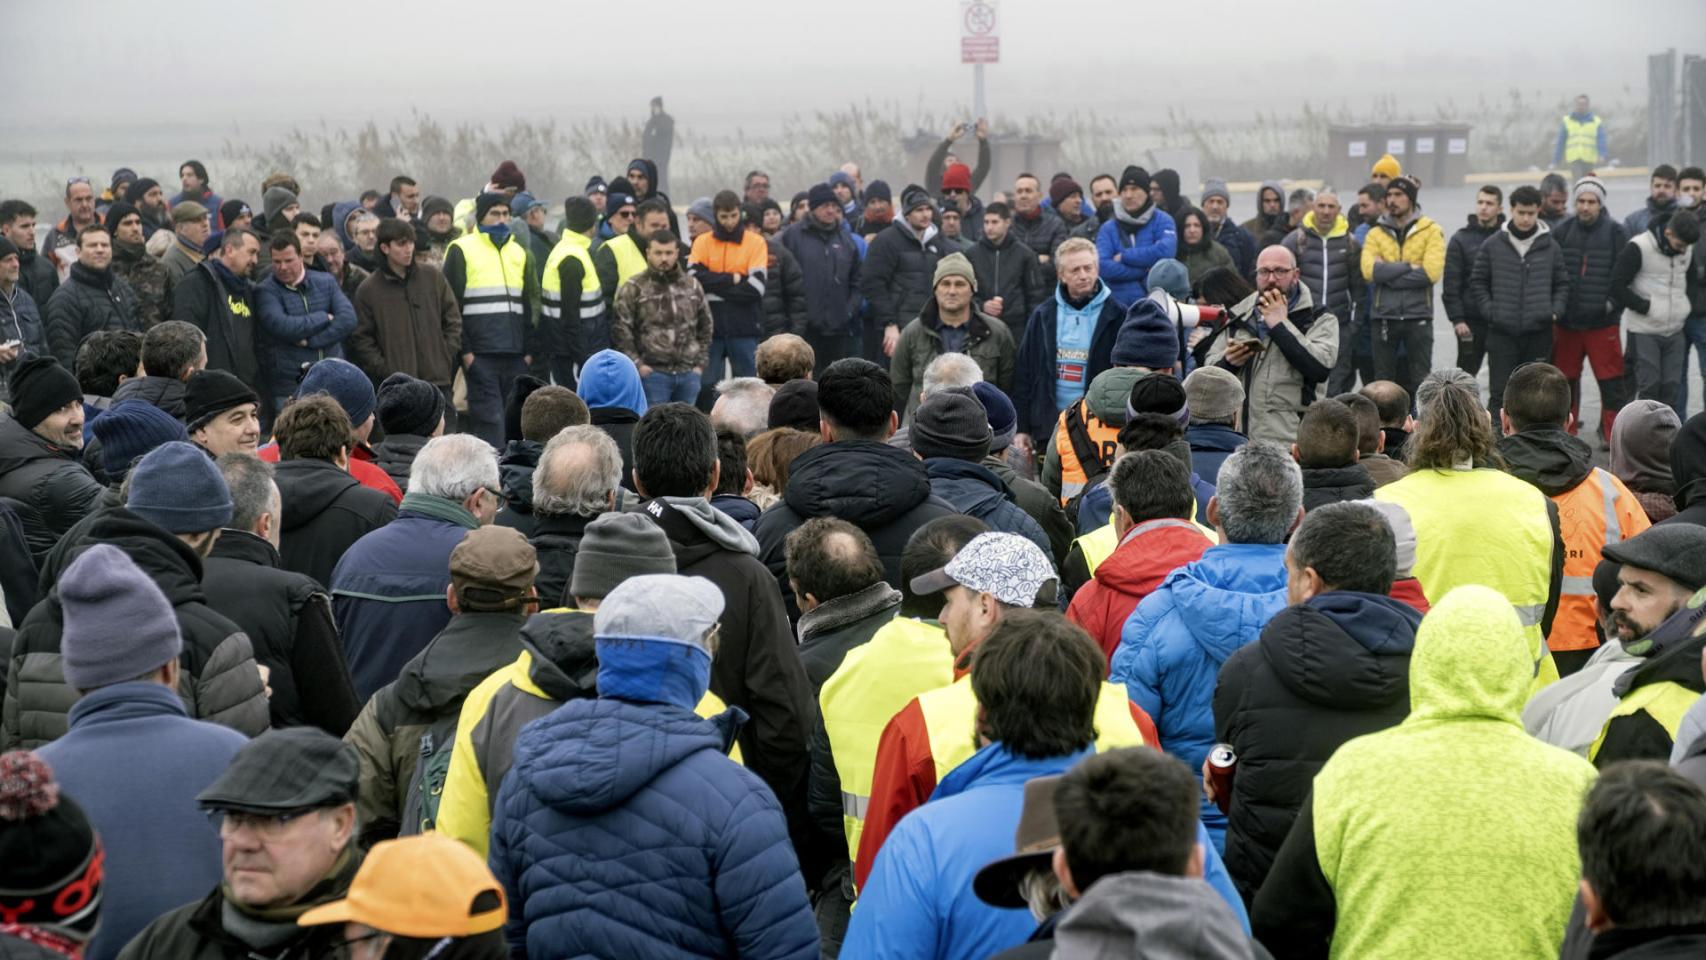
[960,0,999,64]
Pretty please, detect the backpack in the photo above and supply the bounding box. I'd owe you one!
[399,713,461,836]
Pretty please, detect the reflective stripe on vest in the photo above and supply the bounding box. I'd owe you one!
[1563,115,1603,164]
[604,234,647,291]
[1056,399,1120,505]
[1589,680,1700,762]
[542,233,604,322]
[450,233,528,317]
[1553,468,1646,652]
[916,677,1146,785]
[819,618,956,863]
[1377,468,1557,684]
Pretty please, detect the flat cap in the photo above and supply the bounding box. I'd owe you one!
[197,727,360,813]
[1603,524,1706,592]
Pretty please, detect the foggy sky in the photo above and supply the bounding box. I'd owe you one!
[7,0,1704,134]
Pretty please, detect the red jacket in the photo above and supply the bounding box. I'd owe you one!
[854,678,1160,890]
[257,441,403,504]
[1067,519,1213,665]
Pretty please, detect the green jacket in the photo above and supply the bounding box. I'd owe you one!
[1252,584,1596,960]
[891,300,1016,421]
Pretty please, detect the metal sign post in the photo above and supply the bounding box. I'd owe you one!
[960,0,998,121]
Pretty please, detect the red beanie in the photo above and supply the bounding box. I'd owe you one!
[941,163,973,193]
[491,160,526,191]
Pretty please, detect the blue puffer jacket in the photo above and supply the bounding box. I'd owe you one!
[1095,204,1178,308]
[489,646,818,960]
[1109,542,1288,850]
[923,459,1050,557]
[254,269,357,400]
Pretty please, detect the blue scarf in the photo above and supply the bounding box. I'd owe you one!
[479,223,511,247]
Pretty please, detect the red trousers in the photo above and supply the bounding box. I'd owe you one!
[1552,326,1624,441]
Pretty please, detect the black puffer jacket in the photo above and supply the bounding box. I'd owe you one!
[2,509,271,750]
[494,439,541,537]
[1212,592,1421,902]
[44,262,140,367]
[272,457,398,588]
[860,219,945,333]
[755,439,957,619]
[1470,222,1570,336]
[1441,215,1502,327]
[111,374,187,419]
[761,235,809,337]
[172,261,261,387]
[0,417,104,564]
[202,528,360,736]
[371,432,429,491]
[1300,463,1375,512]
[529,510,595,608]
[1282,216,1364,322]
[965,233,1048,342]
[1552,213,1630,330]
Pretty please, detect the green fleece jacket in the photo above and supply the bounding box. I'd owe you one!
[1252,584,1596,960]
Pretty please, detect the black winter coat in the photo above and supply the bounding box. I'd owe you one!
[371,432,429,491]
[16,247,58,309]
[529,510,594,608]
[1470,224,1570,337]
[860,220,945,332]
[1442,215,1502,326]
[173,261,261,388]
[590,406,639,492]
[44,263,140,367]
[1552,213,1630,330]
[1009,208,1069,261]
[778,219,862,337]
[755,439,957,620]
[272,457,398,588]
[494,439,541,537]
[1212,592,1420,903]
[1282,221,1364,323]
[0,284,50,398]
[2,509,271,750]
[0,417,104,564]
[1300,463,1375,512]
[202,529,360,736]
[761,235,809,337]
[965,233,1048,342]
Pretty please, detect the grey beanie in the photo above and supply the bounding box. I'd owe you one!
[568,512,678,603]
[126,441,234,533]
[262,185,297,223]
[61,544,182,690]
[911,390,993,462]
[687,197,715,226]
[1200,178,1230,205]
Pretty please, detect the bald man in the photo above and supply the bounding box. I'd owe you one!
[1204,245,1340,444]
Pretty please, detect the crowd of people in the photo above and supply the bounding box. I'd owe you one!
[1,113,1706,960]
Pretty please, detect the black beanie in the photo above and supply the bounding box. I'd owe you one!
[123,177,159,205]
[563,196,599,234]
[911,389,992,462]
[184,369,259,431]
[377,372,446,437]
[1387,175,1419,206]
[11,358,83,430]
[768,379,820,432]
[218,198,250,228]
[0,751,102,940]
[475,192,510,222]
[0,236,19,262]
[103,201,140,234]
[1120,165,1152,191]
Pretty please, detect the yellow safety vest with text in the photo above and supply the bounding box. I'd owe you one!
[916,676,1148,786]
[1562,115,1603,165]
[449,232,528,323]
[819,618,955,863]
[603,233,647,292]
[542,232,604,329]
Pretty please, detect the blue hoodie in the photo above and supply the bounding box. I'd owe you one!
[489,634,818,959]
[331,199,362,249]
[576,348,649,414]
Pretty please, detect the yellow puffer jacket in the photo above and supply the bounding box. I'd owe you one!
[1360,213,1446,321]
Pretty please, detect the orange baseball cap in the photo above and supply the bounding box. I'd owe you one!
[298,834,506,937]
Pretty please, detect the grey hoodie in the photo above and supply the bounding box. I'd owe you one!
[658,495,761,555]
[1053,871,1257,960]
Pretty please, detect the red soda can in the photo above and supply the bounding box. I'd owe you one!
[1207,743,1237,814]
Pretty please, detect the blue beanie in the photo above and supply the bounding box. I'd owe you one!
[60,544,183,690]
[829,170,855,191]
[91,399,189,479]
[1111,298,1182,370]
[127,441,233,533]
[1147,258,1191,301]
[297,358,376,427]
[807,182,838,210]
[972,381,1017,452]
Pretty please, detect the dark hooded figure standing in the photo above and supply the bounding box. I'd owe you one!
[641,97,675,196]
[625,156,681,241]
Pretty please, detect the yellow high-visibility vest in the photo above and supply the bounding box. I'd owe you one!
[448,232,528,321]
[542,232,604,329]
[1562,115,1603,164]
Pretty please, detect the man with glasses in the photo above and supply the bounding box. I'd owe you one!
[744,170,770,206]
[119,727,365,960]
[1204,245,1340,444]
[42,176,100,283]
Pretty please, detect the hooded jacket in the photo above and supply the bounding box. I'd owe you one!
[1096,202,1178,307]
[892,302,1016,419]
[612,261,714,372]
[578,348,647,490]
[922,458,1051,556]
[1202,285,1338,446]
[862,217,945,332]
[1239,184,1290,252]
[44,263,140,367]
[965,231,1048,341]
[273,456,397,588]
[202,528,358,736]
[0,416,105,564]
[1470,219,1570,336]
[1442,214,1502,327]
[1360,211,1446,322]
[1300,463,1374,512]
[1013,281,1123,436]
[172,259,260,390]
[778,217,862,337]
[1050,872,1258,960]
[1213,592,1421,902]
[331,497,477,701]
[254,267,358,399]
[3,508,271,750]
[1251,586,1596,960]
[1282,212,1363,322]
[755,440,958,614]
[646,496,815,821]
[346,609,529,842]
[1662,410,1706,529]
[1068,519,1214,663]
[1110,541,1289,847]
[348,261,463,388]
[488,643,817,959]
[1552,212,1629,330]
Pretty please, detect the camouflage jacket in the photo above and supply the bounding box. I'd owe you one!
[112,240,173,329]
[611,265,713,373]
